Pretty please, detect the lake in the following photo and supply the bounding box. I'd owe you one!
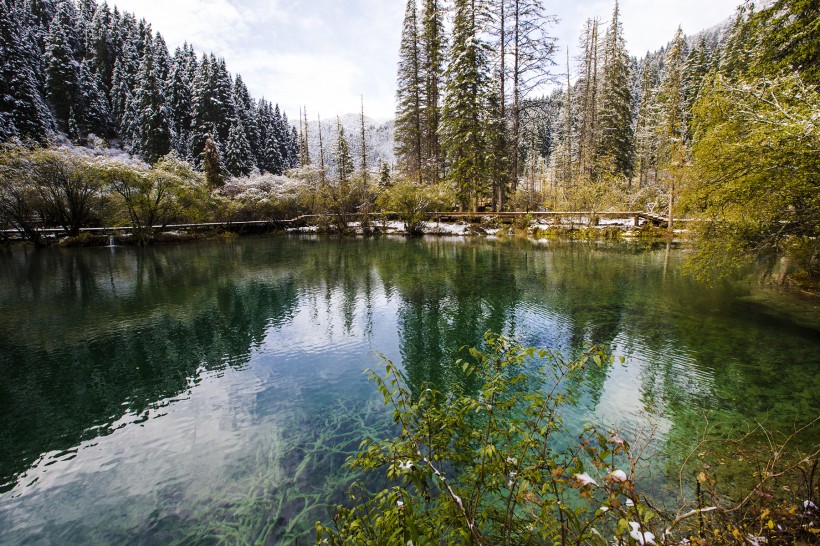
[1,236,818,544]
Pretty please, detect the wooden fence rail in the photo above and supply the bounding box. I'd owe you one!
[1,211,686,238]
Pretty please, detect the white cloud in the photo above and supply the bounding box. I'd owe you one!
[112,0,741,120]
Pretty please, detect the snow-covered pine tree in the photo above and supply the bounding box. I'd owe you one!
[334,117,354,184]
[682,36,712,136]
[597,0,634,179]
[656,26,688,227]
[0,0,54,142]
[211,57,237,142]
[166,47,194,159]
[77,58,111,138]
[633,57,660,190]
[224,119,254,176]
[233,74,260,170]
[203,133,224,188]
[441,0,493,211]
[44,0,81,133]
[88,2,115,95]
[288,124,300,169]
[273,104,298,174]
[153,33,171,84]
[394,0,423,184]
[719,4,755,80]
[189,53,216,167]
[129,32,172,163]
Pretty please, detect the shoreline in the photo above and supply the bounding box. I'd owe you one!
[0,217,680,249]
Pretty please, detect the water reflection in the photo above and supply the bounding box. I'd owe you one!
[0,237,817,544]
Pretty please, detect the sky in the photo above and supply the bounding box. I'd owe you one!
[111,0,743,120]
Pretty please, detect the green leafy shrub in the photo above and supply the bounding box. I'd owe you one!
[317,335,819,545]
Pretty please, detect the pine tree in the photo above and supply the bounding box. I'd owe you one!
[395,0,423,183]
[441,0,493,211]
[224,120,254,176]
[597,0,634,179]
[88,1,115,93]
[634,58,660,190]
[77,58,111,137]
[656,26,687,228]
[0,0,54,141]
[755,0,820,84]
[44,0,81,132]
[271,103,289,174]
[203,133,223,188]
[166,47,194,159]
[233,74,260,169]
[334,117,354,184]
[506,0,558,199]
[128,33,172,163]
[359,96,368,182]
[576,17,600,179]
[288,124,300,169]
[212,57,237,143]
[683,36,711,135]
[719,5,756,80]
[153,32,171,83]
[419,0,446,184]
[189,54,217,166]
[255,99,281,174]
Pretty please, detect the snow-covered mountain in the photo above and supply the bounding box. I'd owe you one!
[304,114,395,176]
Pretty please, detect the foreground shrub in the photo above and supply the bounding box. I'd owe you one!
[317,335,819,545]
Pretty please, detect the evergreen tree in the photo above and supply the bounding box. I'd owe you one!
[224,120,254,176]
[0,0,53,141]
[203,133,223,188]
[419,0,446,184]
[395,0,423,183]
[88,1,115,93]
[441,0,493,211]
[683,36,711,135]
[189,54,216,166]
[505,0,558,199]
[288,124,300,169]
[634,58,660,190]
[754,0,820,84]
[233,74,260,169]
[77,58,111,137]
[166,47,194,159]
[212,57,237,142]
[656,26,687,227]
[334,117,354,184]
[44,0,81,132]
[576,17,600,179]
[254,99,278,174]
[596,0,634,179]
[719,5,756,80]
[153,33,171,83]
[129,36,172,163]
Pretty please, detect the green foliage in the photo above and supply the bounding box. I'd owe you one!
[0,144,105,242]
[683,73,820,282]
[317,335,655,545]
[376,177,431,235]
[203,134,224,188]
[104,153,208,245]
[317,334,820,545]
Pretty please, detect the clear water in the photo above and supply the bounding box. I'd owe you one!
[0,236,818,544]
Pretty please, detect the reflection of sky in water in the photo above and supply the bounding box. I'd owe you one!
[0,237,817,544]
